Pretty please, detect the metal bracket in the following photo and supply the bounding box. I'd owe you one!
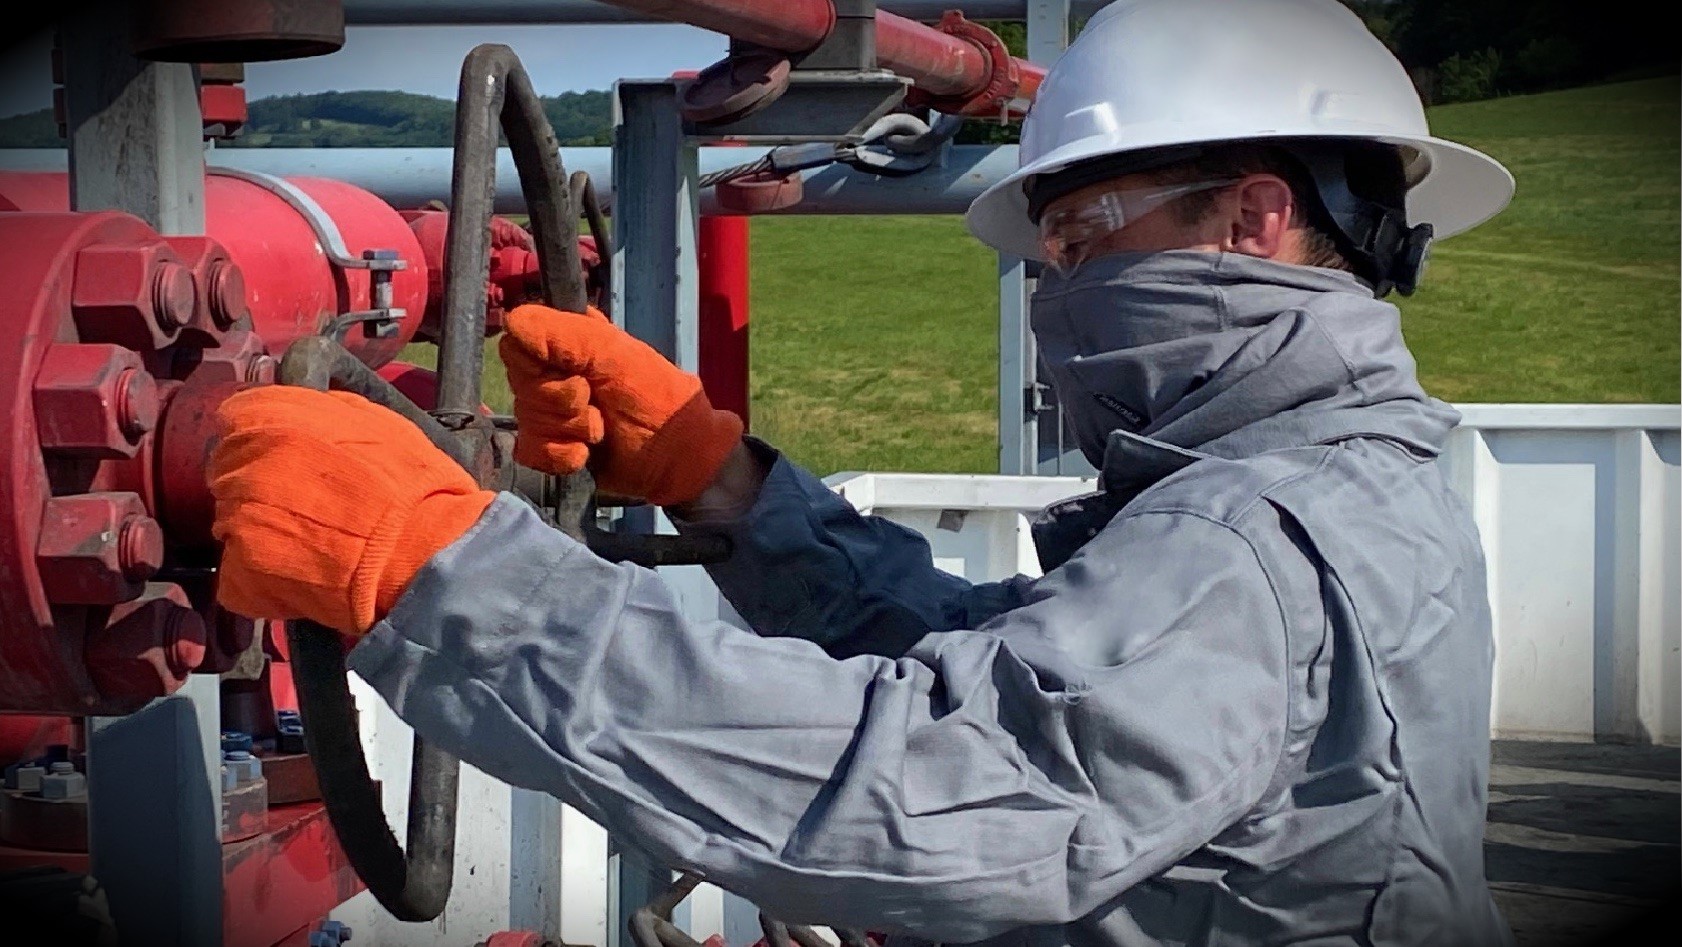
[683,0,908,142]
[686,71,909,142]
[792,0,876,72]
[207,168,407,337]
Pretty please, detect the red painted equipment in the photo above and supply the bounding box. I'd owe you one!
[697,216,752,424]
[0,171,427,370]
[131,0,347,63]
[0,211,268,714]
[598,0,1044,114]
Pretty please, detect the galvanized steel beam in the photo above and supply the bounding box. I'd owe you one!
[4,144,1023,215]
[61,5,224,945]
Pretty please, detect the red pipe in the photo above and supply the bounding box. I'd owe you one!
[599,0,1043,106]
[697,215,751,425]
[605,0,836,50]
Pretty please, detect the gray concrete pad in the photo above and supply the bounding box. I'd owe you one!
[1486,740,1678,946]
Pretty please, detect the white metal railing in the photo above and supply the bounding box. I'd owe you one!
[835,404,1682,746]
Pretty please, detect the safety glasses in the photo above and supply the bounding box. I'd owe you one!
[1037,179,1240,277]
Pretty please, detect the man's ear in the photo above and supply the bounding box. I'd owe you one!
[1223,174,1295,260]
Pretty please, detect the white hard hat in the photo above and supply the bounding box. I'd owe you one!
[965,0,1515,262]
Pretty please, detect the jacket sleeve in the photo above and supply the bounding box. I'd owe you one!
[349,494,1288,942]
[673,444,1033,657]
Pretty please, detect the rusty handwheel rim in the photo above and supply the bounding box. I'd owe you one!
[679,48,793,126]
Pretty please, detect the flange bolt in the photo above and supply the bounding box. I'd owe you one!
[117,516,165,582]
[151,261,196,330]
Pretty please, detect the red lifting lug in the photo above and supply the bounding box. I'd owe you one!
[904,12,1022,118]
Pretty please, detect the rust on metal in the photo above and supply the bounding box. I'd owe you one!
[132,0,347,63]
[85,581,207,699]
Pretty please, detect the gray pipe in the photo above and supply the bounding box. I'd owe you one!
[343,1,1109,25]
[0,145,1021,215]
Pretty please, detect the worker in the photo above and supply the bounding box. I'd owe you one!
[208,0,1516,943]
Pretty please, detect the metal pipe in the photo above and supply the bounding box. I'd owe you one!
[0,146,1020,215]
[344,0,1110,24]
[870,8,991,98]
[278,336,463,924]
[6,145,1015,217]
[588,0,1041,105]
[440,43,586,416]
[591,0,835,50]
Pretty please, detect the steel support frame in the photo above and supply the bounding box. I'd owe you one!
[998,0,1093,477]
[60,6,222,944]
[606,79,700,947]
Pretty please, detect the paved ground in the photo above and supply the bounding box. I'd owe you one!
[1486,740,1678,946]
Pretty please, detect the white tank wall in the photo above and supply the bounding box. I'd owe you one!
[337,404,1678,944]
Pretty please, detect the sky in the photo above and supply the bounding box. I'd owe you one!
[0,23,726,119]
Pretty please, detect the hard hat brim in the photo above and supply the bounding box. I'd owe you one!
[966,132,1515,261]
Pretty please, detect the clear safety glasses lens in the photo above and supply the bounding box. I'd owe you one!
[1037,179,1240,277]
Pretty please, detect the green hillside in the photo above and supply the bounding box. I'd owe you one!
[0,88,613,148]
[748,77,1682,473]
[405,78,1677,476]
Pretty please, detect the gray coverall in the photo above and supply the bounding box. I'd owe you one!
[349,253,1512,945]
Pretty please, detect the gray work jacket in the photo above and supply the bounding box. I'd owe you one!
[350,258,1511,946]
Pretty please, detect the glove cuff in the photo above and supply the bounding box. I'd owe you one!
[641,393,746,507]
[351,489,497,632]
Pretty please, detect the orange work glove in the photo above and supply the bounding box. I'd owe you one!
[208,386,496,635]
[499,304,743,507]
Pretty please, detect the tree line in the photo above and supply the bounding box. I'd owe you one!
[0,88,613,148]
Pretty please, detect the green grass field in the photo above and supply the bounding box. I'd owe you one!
[408,77,1680,475]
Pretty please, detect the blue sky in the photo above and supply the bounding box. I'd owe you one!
[1,24,726,119]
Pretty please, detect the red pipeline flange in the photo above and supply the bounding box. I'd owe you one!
[0,211,264,714]
[903,12,1021,118]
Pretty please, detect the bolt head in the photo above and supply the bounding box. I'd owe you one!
[118,516,165,580]
[206,260,249,328]
[151,262,196,330]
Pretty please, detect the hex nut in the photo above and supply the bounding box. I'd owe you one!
[162,236,249,334]
[33,344,159,458]
[39,766,87,801]
[3,763,46,793]
[85,582,207,700]
[70,242,193,349]
[176,330,268,388]
[223,750,262,784]
[276,723,306,755]
[36,493,159,605]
